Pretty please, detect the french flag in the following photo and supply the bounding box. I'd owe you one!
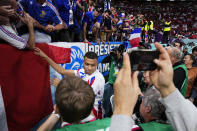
[129,28,141,47]
[47,42,71,64]
[145,32,148,43]
[0,43,71,131]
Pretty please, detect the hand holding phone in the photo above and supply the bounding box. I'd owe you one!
[129,49,160,71]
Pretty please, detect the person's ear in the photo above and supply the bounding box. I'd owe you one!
[145,106,151,113]
[54,104,59,114]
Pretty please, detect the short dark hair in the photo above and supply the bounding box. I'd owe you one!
[55,76,95,123]
[187,54,196,64]
[192,46,197,53]
[84,52,98,60]
[173,40,184,47]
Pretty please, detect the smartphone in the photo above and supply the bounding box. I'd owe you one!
[128,49,160,71]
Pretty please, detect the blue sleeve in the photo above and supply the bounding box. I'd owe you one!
[96,15,103,24]
[83,12,89,23]
[50,10,61,25]
[54,0,65,10]
[19,0,27,8]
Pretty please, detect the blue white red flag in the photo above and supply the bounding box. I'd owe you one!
[145,32,148,43]
[129,28,141,47]
[48,42,71,64]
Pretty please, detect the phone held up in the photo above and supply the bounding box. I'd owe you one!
[128,49,160,71]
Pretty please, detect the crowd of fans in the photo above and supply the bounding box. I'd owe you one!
[0,0,196,47]
[1,0,197,48]
[1,0,197,131]
[114,1,197,39]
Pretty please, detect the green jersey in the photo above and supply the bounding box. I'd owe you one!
[54,118,111,131]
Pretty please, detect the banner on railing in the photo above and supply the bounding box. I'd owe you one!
[50,42,127,80]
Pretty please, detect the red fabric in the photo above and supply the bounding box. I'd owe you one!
[92,108,98,118]
[48,44,71,64]
[129,38,140,47]
[191,35,197,39]
[0,44,53,131]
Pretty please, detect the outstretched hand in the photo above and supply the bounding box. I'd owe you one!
[45,24,55,33]
[150,42,176,98]
[50,78,60,88]
[34,47,47,58]
[113,52,140,116]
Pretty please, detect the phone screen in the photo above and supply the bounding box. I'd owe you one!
[129,49,160,71]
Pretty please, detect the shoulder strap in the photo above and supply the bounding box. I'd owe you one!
[173,64,188,97]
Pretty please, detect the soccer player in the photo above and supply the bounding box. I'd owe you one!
[34,47,105,118]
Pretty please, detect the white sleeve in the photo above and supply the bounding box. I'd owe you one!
[0,25,27,49]
[110,115,134,131]
[91,76,105,99]
[90,76,105,112]
[74,69,86,78]
[161,89,197,131]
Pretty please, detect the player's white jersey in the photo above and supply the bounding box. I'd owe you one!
[74,69,105,117]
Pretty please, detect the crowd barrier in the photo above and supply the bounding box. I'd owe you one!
[49,41,129,105]
[1,39,197,131]
[50,41,129,79]
[50,40,197,83]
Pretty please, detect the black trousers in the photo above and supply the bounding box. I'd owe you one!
[52,27,82,42]
[141,30,146,42]
[162,31,170,44]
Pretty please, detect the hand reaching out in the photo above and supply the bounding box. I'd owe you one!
[45,25,55,33]
[50,78,60,88]
[34,47,48,59]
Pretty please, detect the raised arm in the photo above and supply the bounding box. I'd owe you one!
[20,13,35,49]
[37,106,60,131]
[34,47,75,76]
[150,42,197,131]
[110,52,140,131]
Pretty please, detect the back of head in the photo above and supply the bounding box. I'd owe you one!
[143,88,166,120]
[192,46,197,54]
[55,76,95,123]
[84,52,98,60]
